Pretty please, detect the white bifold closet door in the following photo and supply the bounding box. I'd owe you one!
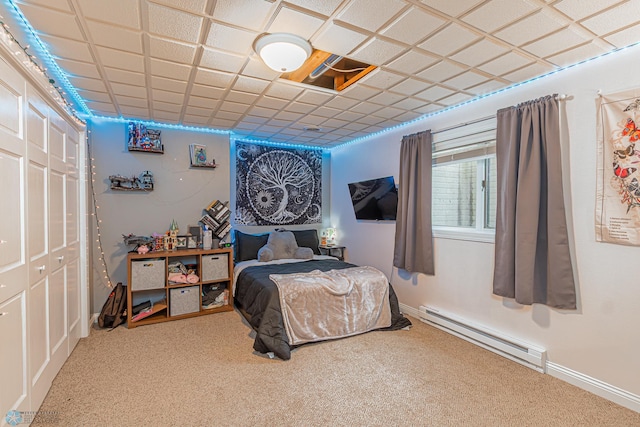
[0,53,84,419]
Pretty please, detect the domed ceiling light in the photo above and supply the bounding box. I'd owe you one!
[254,33,312,73]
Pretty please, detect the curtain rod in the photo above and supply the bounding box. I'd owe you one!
[430,93,569,135]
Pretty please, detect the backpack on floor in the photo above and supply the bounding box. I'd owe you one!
[98,282,127,329]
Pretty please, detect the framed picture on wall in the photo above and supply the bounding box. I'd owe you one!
[176,235,188,250]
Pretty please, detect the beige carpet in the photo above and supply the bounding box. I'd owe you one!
[37,310,639,426]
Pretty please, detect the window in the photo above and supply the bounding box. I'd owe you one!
[431,118,497,241]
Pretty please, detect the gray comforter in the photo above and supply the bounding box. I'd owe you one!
[234,259,412,360]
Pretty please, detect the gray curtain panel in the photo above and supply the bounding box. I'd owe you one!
[393,131,435,275]
[493,95,576,309]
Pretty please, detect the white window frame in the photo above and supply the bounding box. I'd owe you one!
[431,117,497,243]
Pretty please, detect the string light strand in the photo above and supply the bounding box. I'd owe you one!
[86,127,114,289]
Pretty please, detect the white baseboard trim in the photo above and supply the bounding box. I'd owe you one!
[400,303,640,413]
[90,312,99,325]
[547,362,640,413]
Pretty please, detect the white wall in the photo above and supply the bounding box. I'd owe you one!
[330,44,640,403]
[88,119,230,312]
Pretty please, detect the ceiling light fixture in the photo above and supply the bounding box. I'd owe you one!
[254,33,312,73]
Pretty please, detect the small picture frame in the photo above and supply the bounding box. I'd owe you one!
[186,235,198,249]
[176,235,188,250]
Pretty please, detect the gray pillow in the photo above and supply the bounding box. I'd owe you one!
[257,231,313,262]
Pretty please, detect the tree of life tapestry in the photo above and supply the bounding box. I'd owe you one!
[596,89,640,245]
[235,141,322,226]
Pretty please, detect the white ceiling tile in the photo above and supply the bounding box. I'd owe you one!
[120,105,150,117]
[381,7,447,45]
[190,84,225,99]
[478,52,534,76]
[350,37,405,66]
[394,111,423,122]
[415,103,445,114]
[209,118,236,128]
[494,10,567,46]
[284,102,316,114]
[18,3,83,40]
[284,0,344,16]
[414,85,455,102]
[225,90,259,104]
[275,111,304,122]
[104,67,145,85]
[581,1,640,36]
[256,96,289,111]
[189,95,219,108]
[336,110,365,122]
[442,70,488,90]
[295,90,334,105]
[337,0,407,32]
[449,38,510,67]
[522,28,590,58]
[153,101,182,113]
[392,97,427,110]
[67,76,106,92]
[385,50,439,74]
[75,89,111,103]
[212,0,276,32]
[151,76,188,93]
[417,60,467,82]
[313,106,341,118]
[150,58,192,80]
[438,92,474,106]
[265,82,305,100]
[220,101,251,114]
[117,95,148,108]
[605,23,640,48]
[147,2,203,44]
[368,91,405,106]
[553,0,623,21]
[39,34,93,62]
[465,79,510,95]
[216,110,243,121]
[501,62,556,82]
[87,20,143,54]
[183,116,210,125]
[205,23,256,56]
[184,105,210,117]
[55,58,100,79]
[200,48,246,73]
[546,41,609,67]
[341,84,382,101]
[324,97,360,110]
[461,0,538,33]
[78,0,141,30]
[150,0,209,14]
[194,68,235,88]
[153,111,180,122]
[149,37,196,63]
[358,69,405,90]
[96,46,145,72]
[111,82,147,98]
[418,23,481,56]
[268,5,325,39]
[232,76,271,93]
[152,89,184,104]
[350,102,384,115]
[419,0,485,17]
[17,0,71,12]
[312,23,370,57]
[389,78,429,96]
[86,101,117,114]
[247,106,278,118]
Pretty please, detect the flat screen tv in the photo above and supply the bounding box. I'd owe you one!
[348,176,398,221]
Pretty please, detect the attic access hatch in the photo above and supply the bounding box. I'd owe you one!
[281,49,376,92]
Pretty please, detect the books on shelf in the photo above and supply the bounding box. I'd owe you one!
[190,144,215,167]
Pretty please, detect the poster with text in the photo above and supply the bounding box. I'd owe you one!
[596,89,640,245]
[235,141,322,226]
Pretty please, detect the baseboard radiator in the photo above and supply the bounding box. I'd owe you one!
[419,306,547,373]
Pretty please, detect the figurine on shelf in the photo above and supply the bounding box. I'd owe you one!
[137,244,149,254]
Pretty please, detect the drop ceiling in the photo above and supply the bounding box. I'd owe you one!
[3,0,640,147]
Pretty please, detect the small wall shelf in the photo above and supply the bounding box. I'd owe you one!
[190,164,217,169]
[127,146,164,154]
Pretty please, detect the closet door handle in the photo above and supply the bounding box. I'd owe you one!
[57,256,65,263]
[37,265,46,273]
[0,312,7,317]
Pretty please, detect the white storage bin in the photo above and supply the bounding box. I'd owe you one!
[169,286,200,316]
[201,253,229,282]
[131,259,165,291]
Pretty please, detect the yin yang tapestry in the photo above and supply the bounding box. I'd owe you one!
[596,89,640,245]
[235,141,322,226]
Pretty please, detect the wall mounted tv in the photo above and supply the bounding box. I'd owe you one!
[348,176,398,221]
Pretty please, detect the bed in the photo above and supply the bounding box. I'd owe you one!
[232,230,412,360]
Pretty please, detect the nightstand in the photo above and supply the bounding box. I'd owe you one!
[319,245,346,261]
